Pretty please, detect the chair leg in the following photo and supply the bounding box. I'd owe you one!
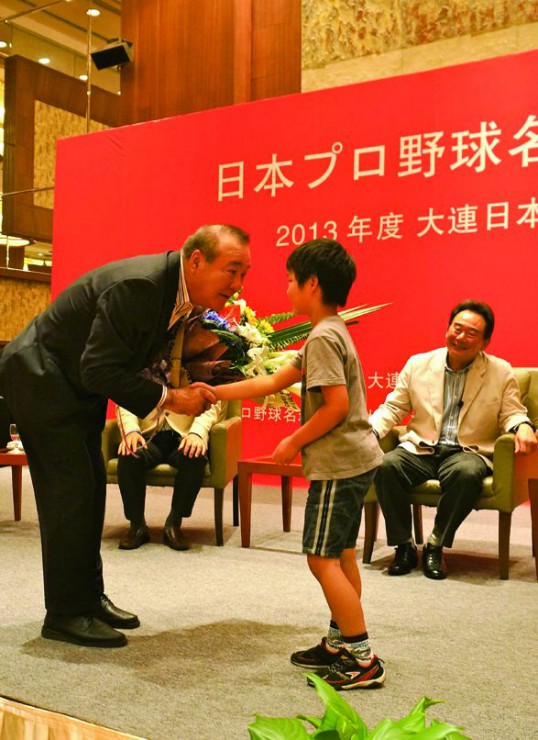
[412,504,424,544]
[214,487,224,546]
[362,501,378,563]
[232,475,239,527]
[281,476,293,532]
[499,511,512,580]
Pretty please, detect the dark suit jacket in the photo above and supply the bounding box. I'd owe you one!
[0,251,181,423]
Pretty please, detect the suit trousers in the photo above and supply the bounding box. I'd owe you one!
[6,398,107,616]
[117,430,208,522]
[375,445,489,548]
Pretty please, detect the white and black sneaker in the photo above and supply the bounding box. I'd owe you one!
[290,637,342,669]
[309,652,386,690]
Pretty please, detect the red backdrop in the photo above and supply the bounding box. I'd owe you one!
[53,50,538,458]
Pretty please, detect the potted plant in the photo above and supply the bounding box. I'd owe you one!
[248,672,471,739]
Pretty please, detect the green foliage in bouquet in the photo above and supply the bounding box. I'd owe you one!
[248,673,471,740]
[268,304,391,350]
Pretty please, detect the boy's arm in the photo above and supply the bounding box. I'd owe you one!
[273,384,348,464]
[194,364,302,401]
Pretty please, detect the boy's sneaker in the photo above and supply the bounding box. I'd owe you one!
[308,652,385,690]
[290,637,342,669]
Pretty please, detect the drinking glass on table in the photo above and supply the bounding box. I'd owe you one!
[9,424,23,452]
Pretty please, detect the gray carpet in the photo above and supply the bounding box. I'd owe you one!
[0,466,537,739]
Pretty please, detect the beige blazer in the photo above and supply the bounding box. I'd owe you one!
[116,401,224,447]
[370,348,530,461]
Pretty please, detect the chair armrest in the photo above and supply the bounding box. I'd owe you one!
[493,433,538,511]
[207,416,242,487]
[378,427,401,453]
[101,419,121,464]
[491,433,518,511]
[492,433,516,467]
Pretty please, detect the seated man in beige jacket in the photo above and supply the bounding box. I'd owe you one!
[370,300,536,580]
[116,401,223,551]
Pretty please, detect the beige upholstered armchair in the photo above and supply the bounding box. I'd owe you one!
[363,368,538,579]
[101,400,242,545]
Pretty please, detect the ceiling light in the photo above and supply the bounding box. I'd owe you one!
[87,8,100,17]
[38,57,51,65]
[0,41,8,49]
[78,74,88,81]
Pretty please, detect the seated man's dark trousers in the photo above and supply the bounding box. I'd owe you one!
[375,445,489,547]
[117,430,208,523]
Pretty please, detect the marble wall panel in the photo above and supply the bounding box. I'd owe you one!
[302,0,538,70]
[510,1,538,25]
[0,276,50,341]
[400,1,471,46]
[302,21,538,91]
[34,102,109,210]
[302,0,402,69]
[470,0,511,34]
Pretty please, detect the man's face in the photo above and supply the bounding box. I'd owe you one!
[185,236,251,312]
[445,310,489,369]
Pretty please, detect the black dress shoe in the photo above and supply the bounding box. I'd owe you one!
[423,544,448,580]
[163,523,189,551]
[388,543,418,575]
[93,595,140,629]
[118,524,150,550]
[42,614,127,648]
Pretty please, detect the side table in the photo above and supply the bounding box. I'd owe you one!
[0,449,28,521]
[237,456,303,547]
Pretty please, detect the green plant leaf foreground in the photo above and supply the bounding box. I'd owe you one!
[247,677,472,739]
[308,673,369,736]
[248,715,311,740]
[266,304,390,349]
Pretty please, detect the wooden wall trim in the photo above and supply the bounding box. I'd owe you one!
[2,55,120,243]
[233,0,253,103]
[121,0,301,124]
[0,267,50,283]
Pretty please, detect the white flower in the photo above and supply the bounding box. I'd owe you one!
[244,346,269,377]
[235,322,266,348]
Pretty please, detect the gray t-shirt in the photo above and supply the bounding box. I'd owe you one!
[291,315,383,480]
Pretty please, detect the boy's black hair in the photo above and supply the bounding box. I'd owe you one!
[286,238,356,307]
[448,299,495,341]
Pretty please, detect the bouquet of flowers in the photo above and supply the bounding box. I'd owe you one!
[181,297,388,408]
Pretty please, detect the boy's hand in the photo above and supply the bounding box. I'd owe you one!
[164,386,216,415]
[272,436,300,465]
[192,381,222,399]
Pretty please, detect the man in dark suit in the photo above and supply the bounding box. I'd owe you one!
[0,224,250,647]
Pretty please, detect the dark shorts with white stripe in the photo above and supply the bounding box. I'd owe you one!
[303,467,378,558]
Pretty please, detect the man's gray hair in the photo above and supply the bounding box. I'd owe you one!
[182,224,249,262]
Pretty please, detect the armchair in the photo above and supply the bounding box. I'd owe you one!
[363,368,538,579]
[101,400,242,545]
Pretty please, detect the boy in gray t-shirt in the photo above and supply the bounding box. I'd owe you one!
[208,239,384,690]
